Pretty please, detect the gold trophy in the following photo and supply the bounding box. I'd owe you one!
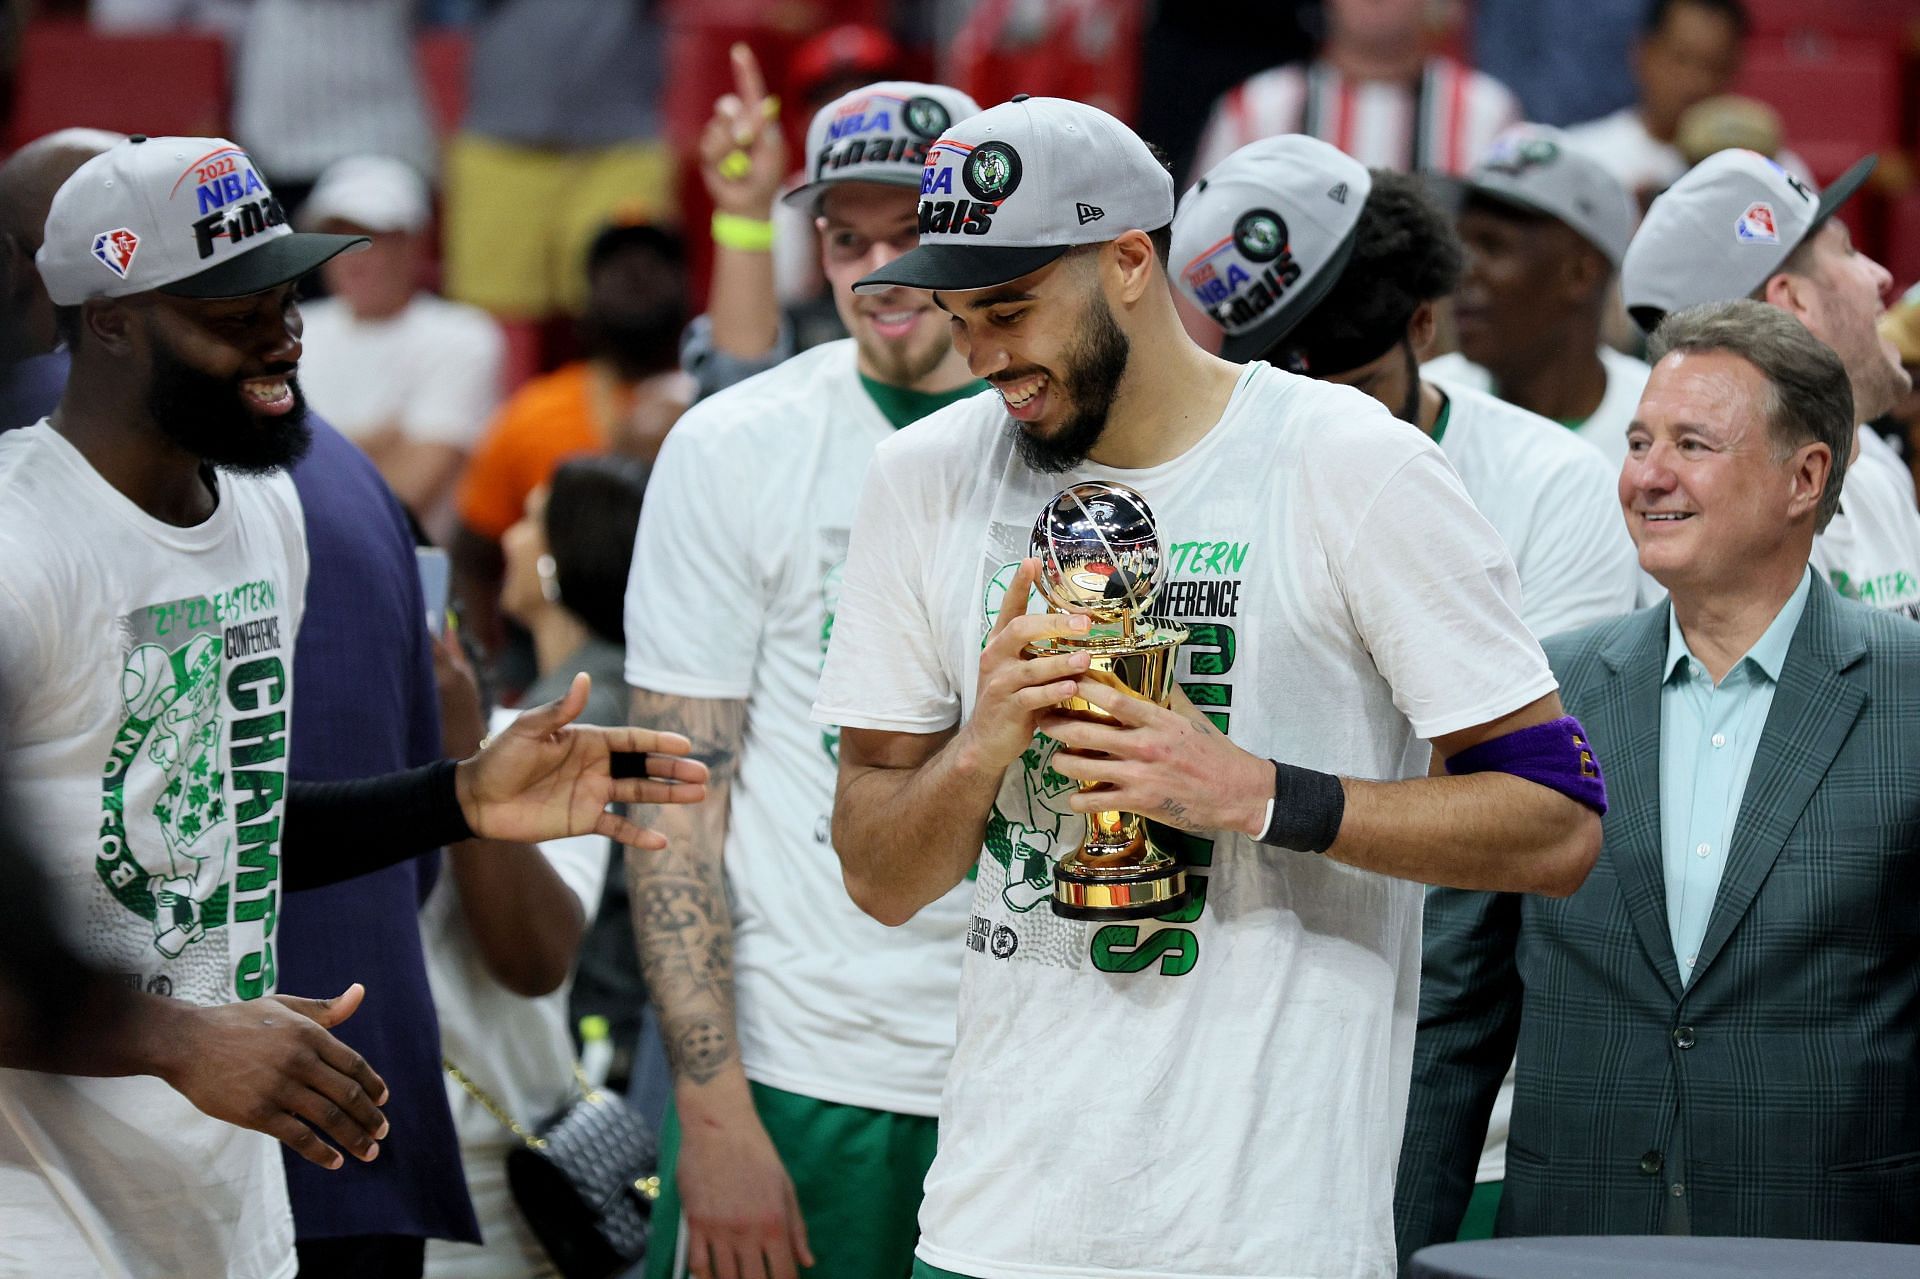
[1025,481,1189,920]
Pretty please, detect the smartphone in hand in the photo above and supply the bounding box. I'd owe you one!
[415,547,450,638]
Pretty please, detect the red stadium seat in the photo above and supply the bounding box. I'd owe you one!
[1740,0,1920,40]
[8,21,229,152]
[498,320,547,394]
[1732,35,1904,184]
[414,29,472,142]
[1886,190,1920,295]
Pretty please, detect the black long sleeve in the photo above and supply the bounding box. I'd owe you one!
[282,760,473,891]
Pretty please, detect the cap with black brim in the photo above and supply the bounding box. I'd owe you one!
[782,81,985,214]
[1807,154,1876,241]
[855,241,1071,295]
[1218,221,1364,364]
[1623,150,1878,335]
[158,232,368,300]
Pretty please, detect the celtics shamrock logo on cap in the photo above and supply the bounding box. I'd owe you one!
[1484,136,1560,178]
[904,96,953,140]
[964,141,1023,202]
[1233,208,1288,263]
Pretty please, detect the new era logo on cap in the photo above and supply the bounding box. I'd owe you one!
[857,95,1176,294]
[92,228,140,279]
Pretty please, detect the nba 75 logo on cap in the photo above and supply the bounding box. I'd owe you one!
[1736,201,1779,245]
[92,228,140,279]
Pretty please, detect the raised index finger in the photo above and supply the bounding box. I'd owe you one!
[730,42,767,116]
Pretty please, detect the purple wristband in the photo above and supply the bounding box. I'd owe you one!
[1442,715,1608,816]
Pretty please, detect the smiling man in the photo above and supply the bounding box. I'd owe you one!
[1623,149,1920,616]
[812,95,1605,1279]
[1425,124,1650,466]
[621,80,984,1279]
[1398,300,1920,1253]
[0,135,705,1279]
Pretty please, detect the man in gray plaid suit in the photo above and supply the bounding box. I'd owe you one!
[1397,299,1920,1262]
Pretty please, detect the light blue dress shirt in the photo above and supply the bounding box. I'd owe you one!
[1659,568,1813,984]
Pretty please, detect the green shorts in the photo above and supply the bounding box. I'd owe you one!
[910,1262,972,1278]
[1458,1179,1504,1240]
[645,1080,938,1279]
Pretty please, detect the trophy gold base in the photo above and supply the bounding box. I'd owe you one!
[1051,854,1188,921]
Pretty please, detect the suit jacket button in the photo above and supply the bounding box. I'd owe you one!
[1672,1025,1696,1049]
[1640,1151,1664,1175]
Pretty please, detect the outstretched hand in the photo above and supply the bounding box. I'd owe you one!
[455,673,709,851]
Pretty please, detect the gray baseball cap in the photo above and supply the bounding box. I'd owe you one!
[1456,124,1635,268]
[784,80,982,211]
[1169,135,1371,363]
[855,95,1176,295]
[37,134,365,306]
[1621,148,1877,332]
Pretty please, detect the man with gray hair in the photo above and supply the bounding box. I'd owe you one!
[1621,150,1920,615]
[1399,298,1920,1254]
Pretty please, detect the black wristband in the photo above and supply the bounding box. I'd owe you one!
[282,760,474,890]
[1257,759,1345,853]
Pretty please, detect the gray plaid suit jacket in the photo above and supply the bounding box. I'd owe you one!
[1396,577,1920,1265]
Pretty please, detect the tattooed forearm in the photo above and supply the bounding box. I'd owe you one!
[627,691,748,1086]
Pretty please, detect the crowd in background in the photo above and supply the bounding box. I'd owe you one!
[2,1,1920,1278]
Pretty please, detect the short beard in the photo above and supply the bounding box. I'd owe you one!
[1008,292,1130,474]
[856,319,951,389]
[146,338,311,474]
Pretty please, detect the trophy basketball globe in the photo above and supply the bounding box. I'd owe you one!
[1026,481,1190,920]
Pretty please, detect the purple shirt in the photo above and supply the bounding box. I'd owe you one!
[281,421,479,1243]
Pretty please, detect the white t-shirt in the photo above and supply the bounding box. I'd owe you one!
[1424,346,1651,468]
[297,294,504,450]
[624,340,969,1117]
[1809,425,1920,618]
[423,709,607,1279]
[1432,383,1639,639]
[812,364,1556,1279]
[0,423,308,1279]
[1193,56,1521,179]
[1565,108,1812,208]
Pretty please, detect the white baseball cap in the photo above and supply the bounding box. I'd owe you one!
[37,134,365,306]
[855,94,1176,294]
[1621,149,1876,332]
[1169,135,1371,362]
[300,155,432,235]
[1455,124,1635,268]
[784,80,982,211]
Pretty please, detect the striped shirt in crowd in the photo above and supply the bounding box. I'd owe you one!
[1192,56,1521,181]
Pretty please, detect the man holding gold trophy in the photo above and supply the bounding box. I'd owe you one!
[813,95,1608,1279]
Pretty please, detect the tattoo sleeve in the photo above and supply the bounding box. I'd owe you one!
[627,690,749,1086]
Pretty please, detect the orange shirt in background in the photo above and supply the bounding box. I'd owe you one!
[457,362,633,540]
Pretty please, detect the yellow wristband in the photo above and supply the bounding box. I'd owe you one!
[711,211,775,252]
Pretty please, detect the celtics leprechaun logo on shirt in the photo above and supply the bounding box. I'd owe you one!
[98,584,292,996]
